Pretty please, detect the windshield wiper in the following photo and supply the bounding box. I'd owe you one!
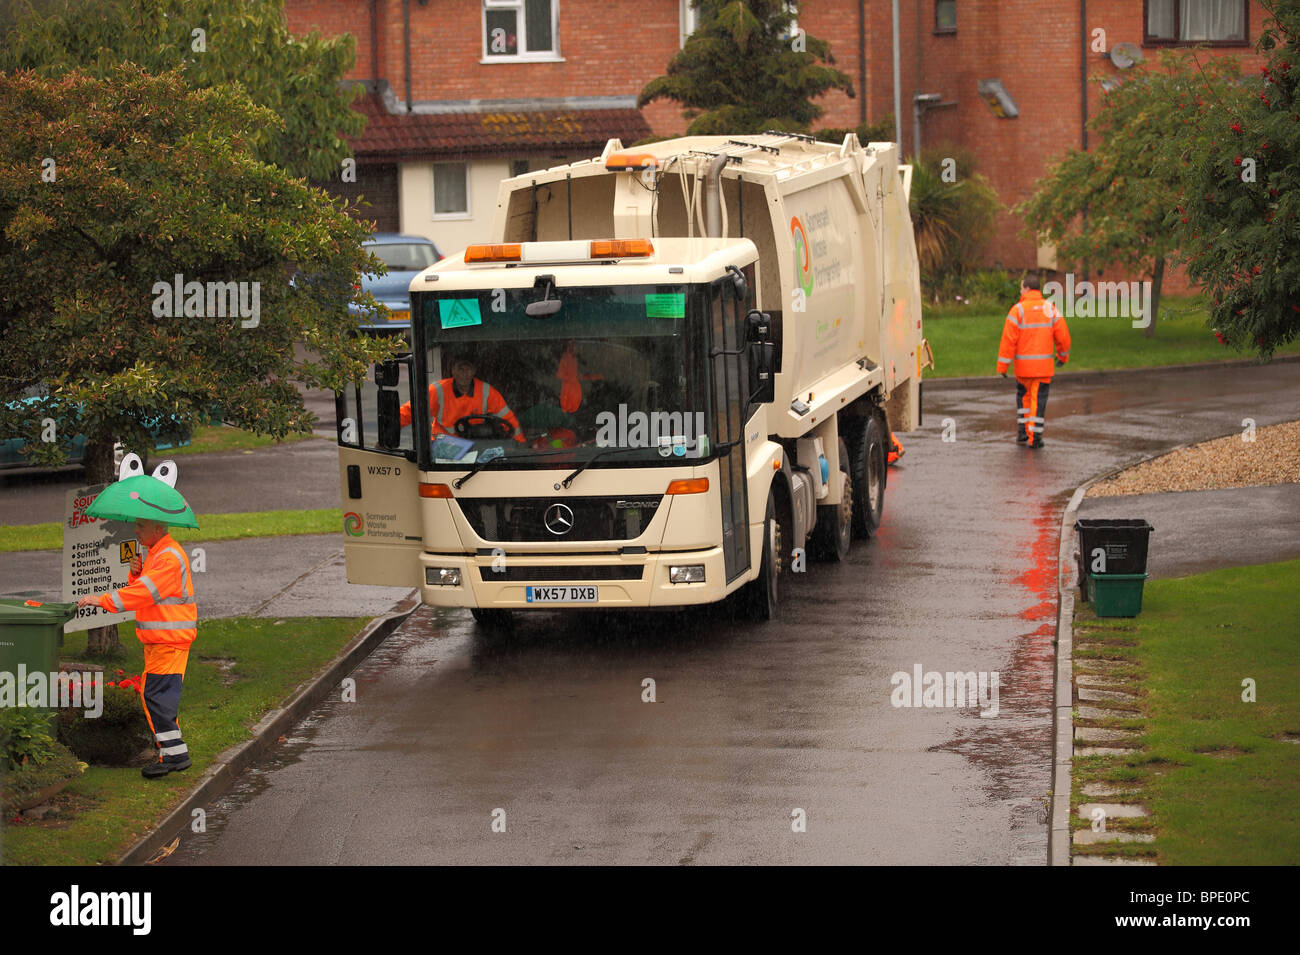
[451,444,578,490]
[560,446,651,489]
[452,451,509,490]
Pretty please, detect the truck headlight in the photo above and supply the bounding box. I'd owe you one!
[427,567,461,587]
[668,564,706,584]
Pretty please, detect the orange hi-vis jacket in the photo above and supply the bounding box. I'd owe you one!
[97,533,197,675]
[996,290,1071,379]
[400,377,524,442]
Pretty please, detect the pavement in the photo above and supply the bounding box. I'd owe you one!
[0,427,414,619]
[1075,483,1300,579]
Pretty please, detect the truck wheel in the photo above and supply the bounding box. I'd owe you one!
[470,608,514,629]
[743,494,782,620]
[811,438,852,562]
[848,413,887,539]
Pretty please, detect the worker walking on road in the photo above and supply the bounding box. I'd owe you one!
[996,274,1071,449]
[79,454,199,779]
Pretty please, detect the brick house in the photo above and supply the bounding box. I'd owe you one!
[287,0,1270,280]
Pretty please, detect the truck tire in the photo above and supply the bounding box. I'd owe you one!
[470,608,514,629]
[848,413,887,539]
[811,438,852,562]
[743,494,782,620]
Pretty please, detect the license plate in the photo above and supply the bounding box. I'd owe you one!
[387,309,409,324]
[525,585,598,603]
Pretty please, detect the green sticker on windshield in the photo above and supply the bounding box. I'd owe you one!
[439,298,483,329]
[644,292,685,318]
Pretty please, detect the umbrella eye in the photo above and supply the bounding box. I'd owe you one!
[119,452,144,482]
[151,459,178,488]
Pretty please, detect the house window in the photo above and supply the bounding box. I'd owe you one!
[484,0,557,58]
[681,0,698,47]
[935,0,956,33]
[1145,0,1246,44]
[433,163,469,218]
[778,1,799,42]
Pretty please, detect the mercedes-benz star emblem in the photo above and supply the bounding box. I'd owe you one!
[544,503,575,536]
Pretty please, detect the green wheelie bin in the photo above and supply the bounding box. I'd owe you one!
[0,599,79,721]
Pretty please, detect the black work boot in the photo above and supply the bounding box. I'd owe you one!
[142,756,191,779]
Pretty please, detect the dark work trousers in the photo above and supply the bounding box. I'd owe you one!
[1016,378,1052,447]
[141,672,189,764]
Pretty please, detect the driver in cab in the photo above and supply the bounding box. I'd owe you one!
[399,357,525,443]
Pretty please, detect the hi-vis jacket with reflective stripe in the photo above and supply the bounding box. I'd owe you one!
[399,377,525,442]
[97,533,197,648]
[996,290,1071,379]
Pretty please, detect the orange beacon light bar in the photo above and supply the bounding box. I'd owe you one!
[605,153,658,171]
[463,244,522,263]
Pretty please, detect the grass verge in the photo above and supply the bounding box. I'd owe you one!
[2,615,366,865]
[1071,559,1300,864]
[922,295,1300,378]
[167,424,320,457]
[0,508,343,553]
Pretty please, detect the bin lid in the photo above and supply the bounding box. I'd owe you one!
[1075,519,1154,531]
[0,598,79,625]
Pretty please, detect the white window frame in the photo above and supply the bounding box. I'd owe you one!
[481,0,563,63]
[432,162,471,221]
[685,1,797,46]
[777,1,799,42]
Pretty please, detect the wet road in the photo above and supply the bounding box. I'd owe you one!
[166,363,1300,865]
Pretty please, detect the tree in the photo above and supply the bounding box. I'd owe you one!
[0,68,393,650]
[1173,1,1300,357]
[1017,51,1242,338]
[0,0,363,181]
[638,0,853,134]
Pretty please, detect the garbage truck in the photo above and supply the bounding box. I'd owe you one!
[336,132,927,622]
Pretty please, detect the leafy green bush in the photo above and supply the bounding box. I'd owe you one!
[1,707,87,813]
[924,269,1020,313]
[814,118,895,145]
[2,707,60,770]
[909,145,1001,299]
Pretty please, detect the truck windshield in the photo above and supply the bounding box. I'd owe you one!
[413,284,711,469]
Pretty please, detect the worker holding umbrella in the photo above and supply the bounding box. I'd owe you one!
[77,453,199,779]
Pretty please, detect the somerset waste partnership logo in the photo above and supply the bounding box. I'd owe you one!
[343,512,364,537]
[791,216,814,300]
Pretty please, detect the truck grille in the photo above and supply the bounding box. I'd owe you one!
[477,565,644,581]
[458,496,663,542]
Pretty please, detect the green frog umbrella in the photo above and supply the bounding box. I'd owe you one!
[86,453,199,528]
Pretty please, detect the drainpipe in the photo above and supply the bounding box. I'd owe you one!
[403,0,412,113]
[892,0,901,144]
[371,0,380,88]
[858,0,867,126]
[1080,0,1088,149]
[704,153,728,238]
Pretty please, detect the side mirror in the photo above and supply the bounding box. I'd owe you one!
[377,390,401,450]
[748,341,776,405]
[745,309,771,343]
[375,360,400,387]
[726,265,748,300]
